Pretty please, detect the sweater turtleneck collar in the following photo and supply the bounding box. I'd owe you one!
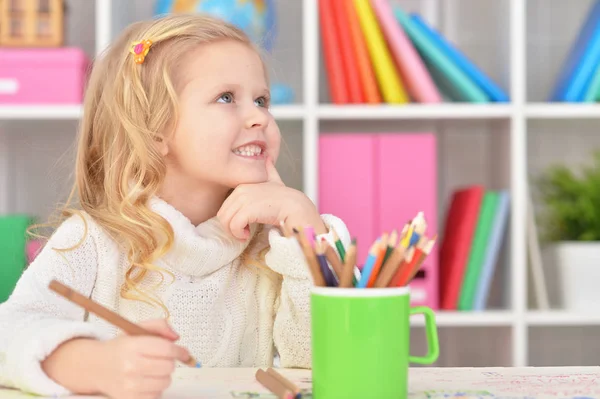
[148,196,257,278]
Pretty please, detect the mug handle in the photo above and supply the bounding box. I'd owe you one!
[408,306,439,364]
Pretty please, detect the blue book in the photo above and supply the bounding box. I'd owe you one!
[550,0,600,102]
[472,191,510,311]
[409,13,509,102]
[392,5,488,103]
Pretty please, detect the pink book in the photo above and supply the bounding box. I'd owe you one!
[318,134,377,264]
[370,0,442,103]
[376,133,438,308]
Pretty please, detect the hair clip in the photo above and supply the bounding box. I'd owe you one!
[130,39,153,64]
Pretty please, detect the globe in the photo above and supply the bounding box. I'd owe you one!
[153,0,294,104]
[154,0,276,52]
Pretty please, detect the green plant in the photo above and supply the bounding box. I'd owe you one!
[534,150,600,242]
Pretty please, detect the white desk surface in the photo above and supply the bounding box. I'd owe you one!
[1,366,600,398]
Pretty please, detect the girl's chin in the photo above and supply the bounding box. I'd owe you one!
[227,174,269,187]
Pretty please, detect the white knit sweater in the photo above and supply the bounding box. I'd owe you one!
[0,196,350,396]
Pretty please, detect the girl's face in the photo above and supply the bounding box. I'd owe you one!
[163,39,281,192]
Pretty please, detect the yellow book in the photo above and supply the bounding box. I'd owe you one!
[353,0,409,103]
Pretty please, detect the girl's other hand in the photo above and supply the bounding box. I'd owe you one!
[94,318,190,399]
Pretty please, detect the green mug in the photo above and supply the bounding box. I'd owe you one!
[310,287,439,399]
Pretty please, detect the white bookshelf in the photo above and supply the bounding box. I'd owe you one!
[1,0,600,368]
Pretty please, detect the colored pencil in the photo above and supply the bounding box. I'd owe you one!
[390,237,428,287]
[303,226,315,247]
[48,279,201,368]
[388,247,416,287]
[339,238,357,288]
[331,228,346,261]
[356,240,381,288]
[316,239,338,286]
[404,237,436,284]
[293,227,326,287]
[366,233,389,287]
[373,241,408,288]
[256,368,295,399]
[266,368,303,399]
[409,212,427,247]
[382,229,398,265]
[321,237,345,280]
[400,219,414,248]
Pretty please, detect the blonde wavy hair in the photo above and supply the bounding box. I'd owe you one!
[36,13,277,316]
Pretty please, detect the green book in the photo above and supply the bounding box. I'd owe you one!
[584,64,600,102]
[393,5,489,103]
[457,192,500,311]
[0,215,34,303]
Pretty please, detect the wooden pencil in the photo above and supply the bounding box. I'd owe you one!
[388,247,416,287]
[303,226,315,248]
[48,279,200,368]
[373,242,407,288]
[331,228,346,262]
[315,239,338,286]
[256,368,294,399]
[293,228,326,287]
[404,237,436,284]
[382,229,398,266]
[366,233,389,287]
[408,212,427,247]
[339,238,357,288]
[266,368,302,399]
[357,240,381,288]
[390,237,428,287]
[321,237,344,280]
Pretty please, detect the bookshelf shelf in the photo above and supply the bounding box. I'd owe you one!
[526,311,600,326]
[317,104,513,120]
[526,103,600,119]
[0,105,83,120]
[412,311,515,327]
[0,105,304,121]
[2,0,600,369]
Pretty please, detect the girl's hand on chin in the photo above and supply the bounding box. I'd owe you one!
[217,156,326,240]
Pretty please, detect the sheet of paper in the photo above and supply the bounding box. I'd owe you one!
[408,367,600,398]
[3,367,600,398]
[165,368,312,399]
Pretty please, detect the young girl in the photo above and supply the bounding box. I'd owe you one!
[0,14,350,399]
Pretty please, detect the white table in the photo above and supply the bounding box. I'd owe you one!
[2,366,600,398]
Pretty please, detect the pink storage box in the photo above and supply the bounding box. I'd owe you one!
[0,47,90,104]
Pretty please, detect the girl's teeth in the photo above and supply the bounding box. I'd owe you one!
[234,145,262,156]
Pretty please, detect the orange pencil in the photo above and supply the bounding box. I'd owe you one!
[404,237,436,284]
[388,247,416,287]
[390,237,429,287]
[373,242,407,288]
[366,233,389,287]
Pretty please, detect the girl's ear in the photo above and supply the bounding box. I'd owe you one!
[155,136,169,157]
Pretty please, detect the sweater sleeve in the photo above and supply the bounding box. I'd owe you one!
[264,214,351,368]
[0,214,112,396]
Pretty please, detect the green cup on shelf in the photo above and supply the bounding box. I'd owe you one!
[311,287,439,399]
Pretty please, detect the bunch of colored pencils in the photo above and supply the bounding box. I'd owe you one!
[283,212,436,288]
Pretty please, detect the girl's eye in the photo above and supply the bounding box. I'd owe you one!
[217,92,234,104]
[255,96,269,108]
